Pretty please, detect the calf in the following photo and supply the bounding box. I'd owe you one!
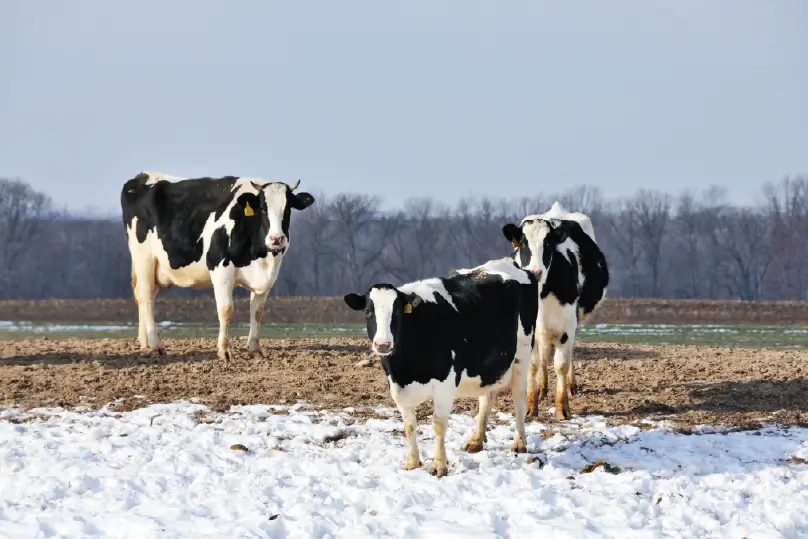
[344,258,538,477]
[502,205,609,420]
[121,172,314,359]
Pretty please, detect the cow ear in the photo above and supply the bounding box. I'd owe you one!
[404,294,422,314]
[291,192,315,210]
[344,293,367,311]
[502,223,522,248]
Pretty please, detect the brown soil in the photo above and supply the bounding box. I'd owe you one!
[3,297,808,325]
[2,338,807,431]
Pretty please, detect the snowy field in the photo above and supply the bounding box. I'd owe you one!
[1,402,807,538]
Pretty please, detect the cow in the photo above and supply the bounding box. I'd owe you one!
[121,171,315,360]
[343,257,538,477]
[501,202,609,420]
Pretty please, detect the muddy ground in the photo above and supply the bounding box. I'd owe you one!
[2,337,807,431]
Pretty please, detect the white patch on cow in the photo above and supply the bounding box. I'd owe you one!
[540,294,577,335]
[388,376,437,409]
[262,183,291,243]
[143,171,187,185]
[398,279,458,311]
[455,257,532,285]
[368,288,398,353]
[523,201,597,242]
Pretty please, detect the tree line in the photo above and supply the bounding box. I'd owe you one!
[1,176,807,301]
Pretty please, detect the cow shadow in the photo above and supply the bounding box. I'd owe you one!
[574,345,658,361]
[583,378,808,420]
[300,342,368,353]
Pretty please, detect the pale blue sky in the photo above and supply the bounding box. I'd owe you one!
[1,1,806,213]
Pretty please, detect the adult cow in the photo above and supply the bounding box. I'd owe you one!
[501,202,609,420]
[121,172,315,359]
[344,257,538,477]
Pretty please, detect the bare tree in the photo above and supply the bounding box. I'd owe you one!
[329,193,395,291]
[603,200,644,296]
[631,190,672,297]
[556,185,605,222]
[0,178,53,296]
[764,176,808,299]
[714,208,774,300]
[381,197,450,283]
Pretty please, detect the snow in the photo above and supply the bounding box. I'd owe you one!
[1,403,807,538]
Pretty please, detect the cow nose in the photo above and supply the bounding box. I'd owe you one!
[373,341,392,354]
[269,234,285,246]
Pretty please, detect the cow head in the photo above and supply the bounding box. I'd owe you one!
[257,180,315,255]
[344,285,422,357]
[502,219,569,283]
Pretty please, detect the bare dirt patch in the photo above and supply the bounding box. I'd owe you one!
[2,338,807,430]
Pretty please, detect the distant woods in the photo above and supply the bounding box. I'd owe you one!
[1,176,808,301]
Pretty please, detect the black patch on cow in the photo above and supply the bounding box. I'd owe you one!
[529,220,608,313]
[560,332,568,344]
[121,174,241,269]
[121,173,315,271]
[577,235,609,317]
[345,269,538,391]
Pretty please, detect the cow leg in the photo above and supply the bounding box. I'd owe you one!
[398,405,422,471]
[554,340,573,420]
[430,388,455,478]
[567,357,578,397]
[464,392,494,453]
[247,290,269,359]
[526,330,551,419]
[130,264,148,350]
[211,269,235,361]
[133,257,163,355]
[525,333,539,419]
[562,325,578,397]
[510,342,530,453]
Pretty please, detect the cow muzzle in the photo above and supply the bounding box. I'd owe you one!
[268,234,286,252]
[527,267,543,280]
[372,341,393,356]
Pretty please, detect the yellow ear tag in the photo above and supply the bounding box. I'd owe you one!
[244,201,255,217]
[404,303,413,314]
[511,239,519,248]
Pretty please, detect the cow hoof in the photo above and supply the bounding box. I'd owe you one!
[555,407,571,421]
[403,458,422,471]
[218,349,232,361]
[510,441,527,454]
[145,346,166,357]
[249,349,265,360]
[463,439,484,453]
[430,464,448,478]
[538,387,548,401]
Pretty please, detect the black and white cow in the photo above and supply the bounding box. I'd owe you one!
[121,171,315,359]
[502,202,609,420]
[344,258,538,477]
